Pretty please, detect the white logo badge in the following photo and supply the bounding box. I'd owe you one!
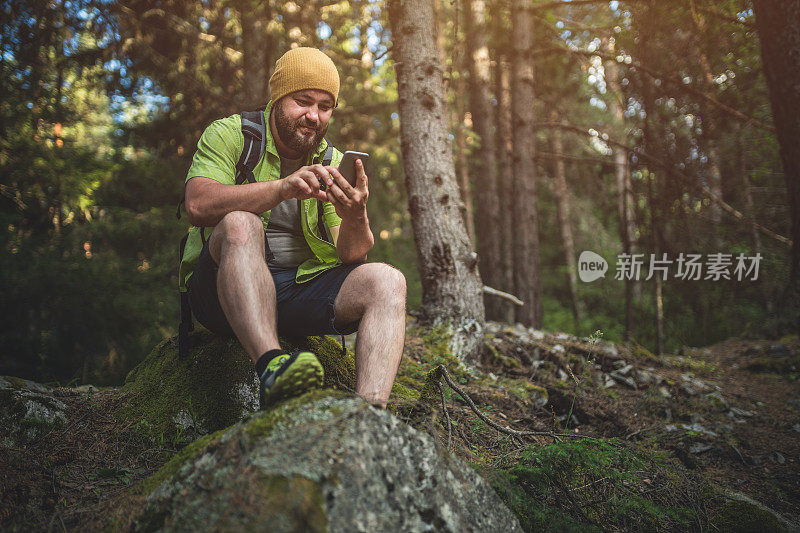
[578,251,608,282]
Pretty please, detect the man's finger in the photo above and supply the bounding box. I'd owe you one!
[355,158,368,191]
[327,182,348,204]
[308,164,333,188]
[326,165,355,196]
[289,176,311,196]
[299,170,321,192]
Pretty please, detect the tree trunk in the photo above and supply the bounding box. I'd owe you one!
[638,3,665,354]
[604,41,636,339]
[436,0,475,241]
[389,0,486,360]
[464,0,502,320]
[753,0,800,335]
[455,109,477,243]
[495,55,516,324]
[548,109,582,324]
[738,129,762,251]
[688,5,724,237]
[240,0,273,108]
[511,0,543,328]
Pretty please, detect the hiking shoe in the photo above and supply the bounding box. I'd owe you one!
[259,351,324,404]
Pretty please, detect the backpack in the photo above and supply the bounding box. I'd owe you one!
[176,109,336,358]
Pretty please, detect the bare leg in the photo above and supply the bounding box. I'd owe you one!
[334,263,407,406]
[208,211,280,363]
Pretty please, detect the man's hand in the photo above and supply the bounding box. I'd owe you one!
[325,159,369,221]
[279,164,331,202]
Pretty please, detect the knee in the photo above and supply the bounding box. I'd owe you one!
[216,211,264,248]
[365,264,406,309]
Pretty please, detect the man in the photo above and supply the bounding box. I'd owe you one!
[179,47,406,406]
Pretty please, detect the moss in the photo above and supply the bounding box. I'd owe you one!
[664,356,717,374]
[117,330,359,445]
[414,324,471,381]
[485,340,523,370]
[500,377,548,405]
[479,438,703,532]
[418,366,445,406]
[117,329,259,443]
[249,475,327,532]
[710,500,784,533]
[745,356,799,375]
[5,376,36,389]
[304,335,357,391]
[630,343,659,362]
[244,388,351,443]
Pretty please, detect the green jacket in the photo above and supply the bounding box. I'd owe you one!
[179,100,344,291]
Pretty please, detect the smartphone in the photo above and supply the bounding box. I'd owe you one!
[338,151,370,187]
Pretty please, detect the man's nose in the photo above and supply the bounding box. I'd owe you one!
[305,106,320,122]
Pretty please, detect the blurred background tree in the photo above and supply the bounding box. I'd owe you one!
[0,0,795,385]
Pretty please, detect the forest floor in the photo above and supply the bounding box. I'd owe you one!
[2,322,798,531]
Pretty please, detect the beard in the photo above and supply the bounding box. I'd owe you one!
[273,100,328,156]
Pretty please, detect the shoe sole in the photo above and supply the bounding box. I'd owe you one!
[264,352,324,403]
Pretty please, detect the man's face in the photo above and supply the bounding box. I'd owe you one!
[273,89,334,155]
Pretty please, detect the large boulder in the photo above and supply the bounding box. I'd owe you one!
[0,376,68,447]
[117,329,357,443]
[131,391,522,532]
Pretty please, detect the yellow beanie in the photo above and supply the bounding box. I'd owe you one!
[269,47,340,106]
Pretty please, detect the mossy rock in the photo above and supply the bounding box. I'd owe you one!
[130,392,521,532]
[710,499,786,533]
[116,329,356,443]
[0,376,68,446]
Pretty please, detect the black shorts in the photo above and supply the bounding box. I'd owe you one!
[187,240,363,339]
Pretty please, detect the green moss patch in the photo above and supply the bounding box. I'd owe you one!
[116,330,358,445]
[479,438,702,532]
[710,499,784,533]
[116,330,259,444]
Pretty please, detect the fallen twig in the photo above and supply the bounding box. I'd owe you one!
[483,286,524,306]
[435,380,452,451]
[435,365,584,441]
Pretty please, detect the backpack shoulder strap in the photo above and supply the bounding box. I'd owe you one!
[322,144,334,167]
[236,110,267,185]
[314,140,337,243]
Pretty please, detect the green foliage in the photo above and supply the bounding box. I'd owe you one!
[482,438,699,532]
[0,207,184,385]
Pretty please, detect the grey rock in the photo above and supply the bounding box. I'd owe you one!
[679,374,711,396]
[658,386,673,399]
[722,490,799,531]
[0,376,68,446]
[612,359,628,370]
[616,364,634,376]
[727,407,754,420]
[743,346,764,358]
[135,395,523,533]
[681,423,719,438]
[636,369,664,385]
[704,391,729,410]
[689,443,713,454]
[770,451,786,464]
[609,371,637,389]
[767,344,791,358]
[792,423,800,433]
[599,373,616,389]
[600,344,619,359]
